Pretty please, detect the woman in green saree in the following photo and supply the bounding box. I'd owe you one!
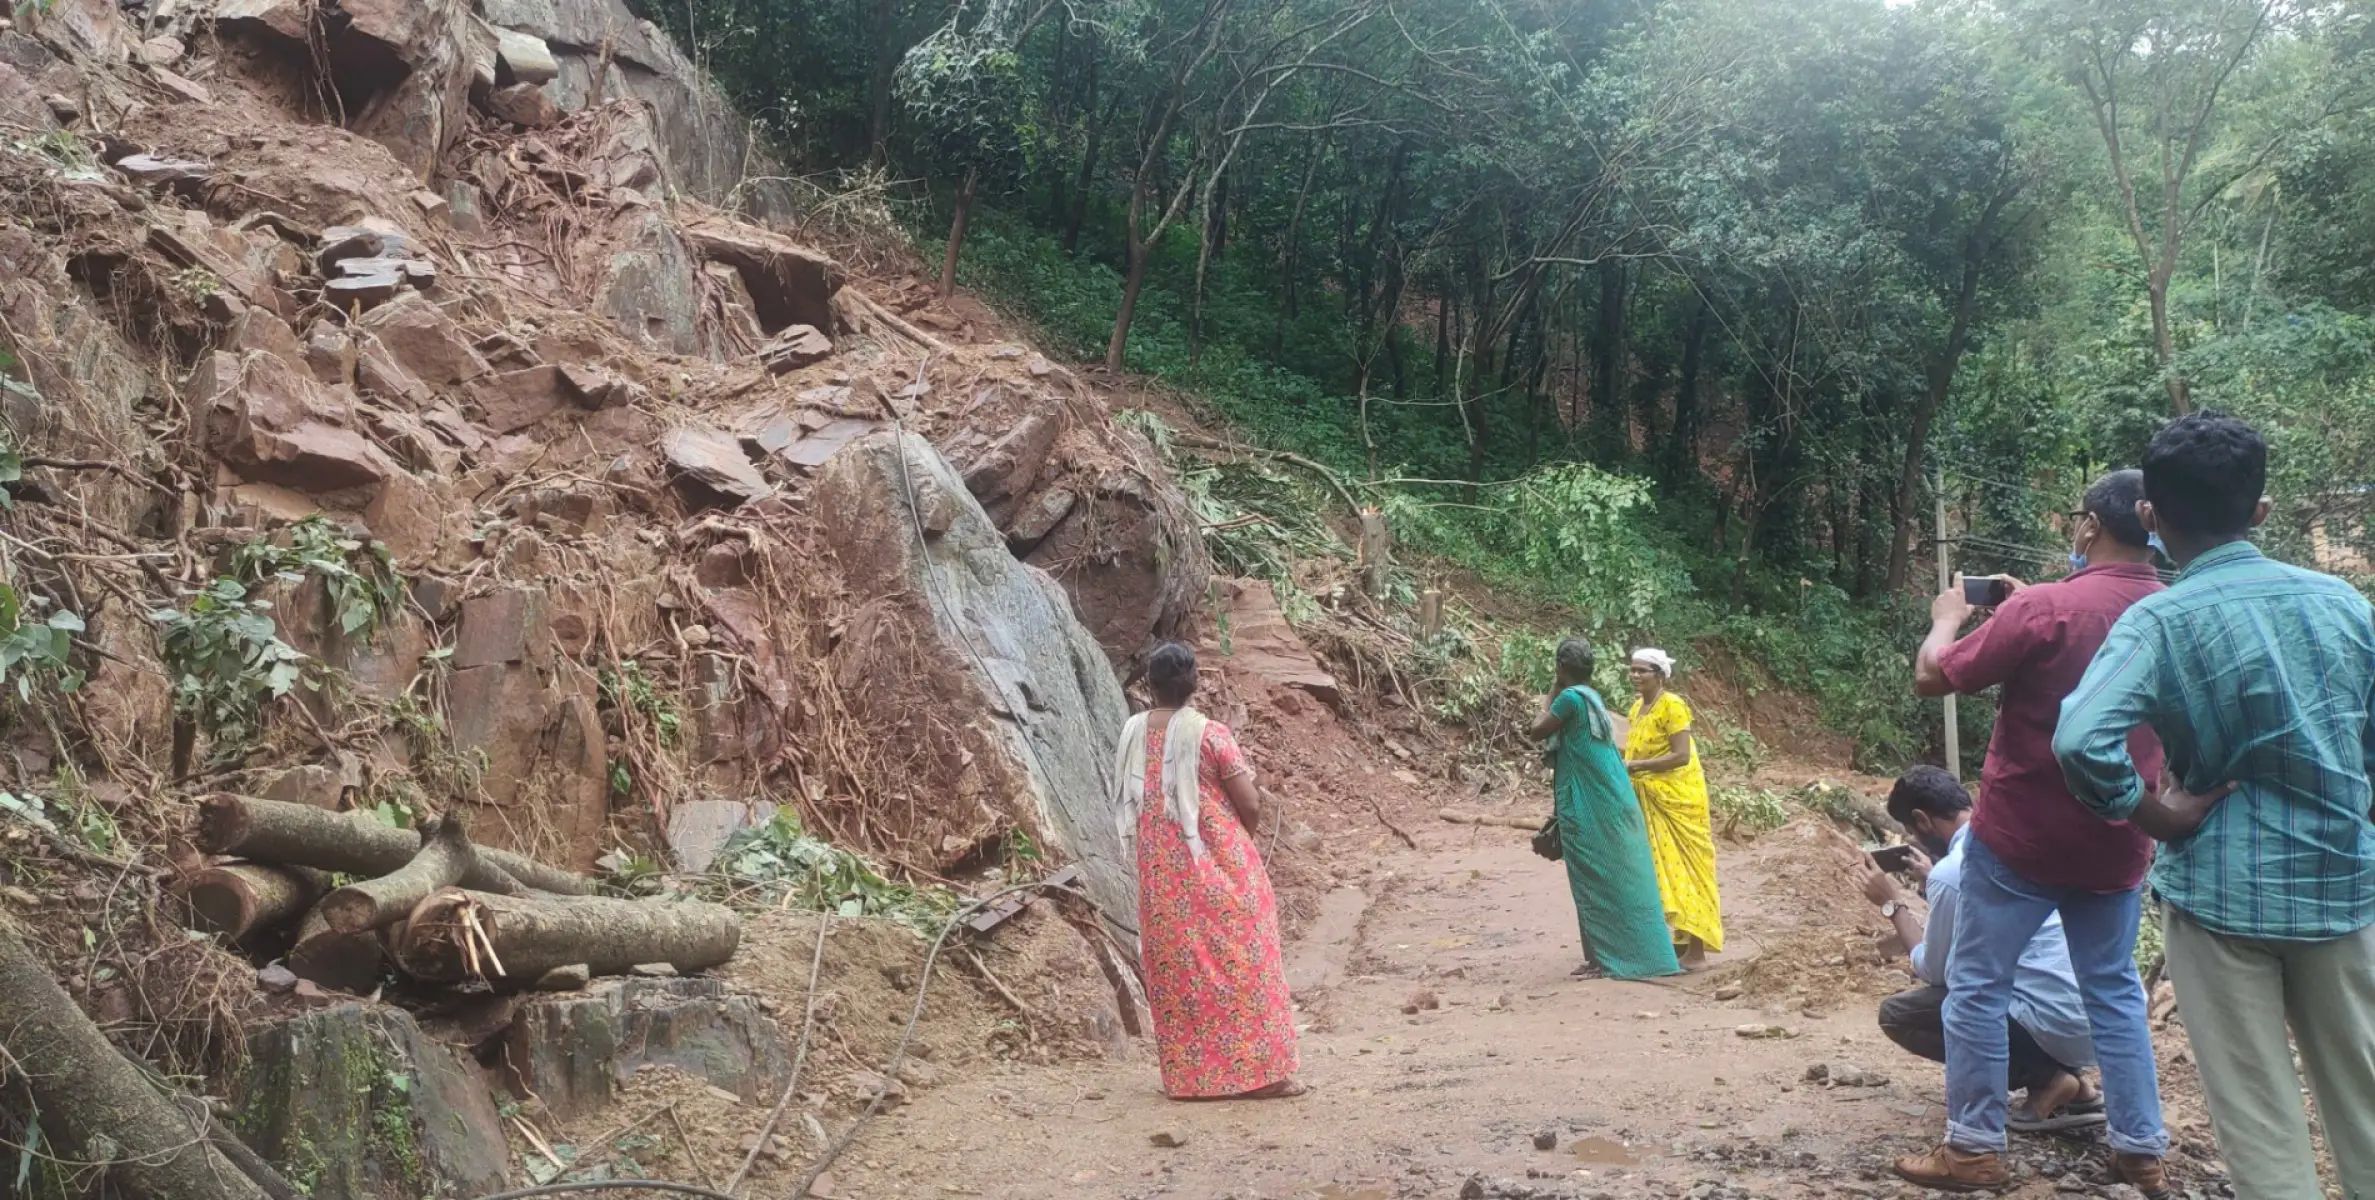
[1527,638,1683,981]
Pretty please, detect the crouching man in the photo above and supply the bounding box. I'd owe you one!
[1856,768,2105,1133]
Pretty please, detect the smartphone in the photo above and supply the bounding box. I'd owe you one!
[1867,844,1917,873]
[1963,576,2011,607]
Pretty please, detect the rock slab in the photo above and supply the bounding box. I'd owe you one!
[501,976,793,1122]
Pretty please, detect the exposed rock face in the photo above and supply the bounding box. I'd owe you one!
[213,0,477,180]
[478,0,755,201]
[817,432,1139,936]
[439,585,612,869]
[237,1003,509,1200]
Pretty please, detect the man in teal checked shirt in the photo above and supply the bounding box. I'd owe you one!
[2055,412,2375,1199]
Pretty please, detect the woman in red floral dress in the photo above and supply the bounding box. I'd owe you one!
[1111,642,1304,1100]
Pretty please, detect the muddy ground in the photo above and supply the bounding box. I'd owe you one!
[571,794,2232,1200]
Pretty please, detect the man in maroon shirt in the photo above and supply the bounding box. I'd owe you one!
[1895,470,2173,1195]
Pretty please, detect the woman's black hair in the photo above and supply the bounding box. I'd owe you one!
[2142,412,2266,537]
[2082,469,2151,548]
[1554,637,1595,683]
[1147,641,1198,707]
[1885,765,1972,827]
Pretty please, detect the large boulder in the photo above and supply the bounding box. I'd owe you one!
[500,977,792,1121]
[817,432,1138,937]
[214,0,474,180]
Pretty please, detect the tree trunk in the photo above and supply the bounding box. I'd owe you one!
[195,794,578,895]
[1433,288,1449,395]
[394,890,741,983]
[1061,51,1108,255]
[0,921,270,1200]
[320,814,485,932]
[938,167,978,299]
[1664,300,1708,484]
[1108,235,1150,372]
[865,0,902,164]
[286,903,388,994]
[2149,275,2191,413]
[1885,182,2016,592]
[1275,141,1323,349]
[1589,260,1627,453]
[174,863,327,941]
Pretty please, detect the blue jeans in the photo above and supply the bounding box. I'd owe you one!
[1942,836,2169,1156]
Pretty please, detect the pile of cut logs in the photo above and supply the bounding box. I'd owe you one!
[178,794,739,993]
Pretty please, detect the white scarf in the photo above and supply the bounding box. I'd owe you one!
[1113,708,1211,865]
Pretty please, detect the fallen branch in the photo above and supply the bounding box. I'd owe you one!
[0,919,269,1200]
[319,814,481,932]
[1172,433,1366,518]
[394,890,741,983]
[195,794,580,895]
[173,863,327,941]
[1437,807,1540,831]
[847,289,950,354]
[1365,797,1419,850]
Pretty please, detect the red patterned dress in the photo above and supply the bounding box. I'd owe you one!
[1135,719,1300,1098]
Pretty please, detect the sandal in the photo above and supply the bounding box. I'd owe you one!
[1571,962,1607,979]
[2007,1103,2107,1133]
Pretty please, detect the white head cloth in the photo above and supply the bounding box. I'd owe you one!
[1631,647,1676,678]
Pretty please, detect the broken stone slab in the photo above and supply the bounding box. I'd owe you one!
[260,763,346,810]
[558,362,646,411]
[491,25,558,84]
[500,976,792,1123]
[315,226,385,273]
[663,426,771,507]
[680,219,846,335]
[355,293,489,390]
[214,0,312,44]
[236,1003,509,1200]
[112,152,212,185]
[196,350,395,493]
[666,799,770,874]
[138,35,185,65]
[1201,578,1341,709]
[481,81,560,129]
[957,410,1062,504]
[338,256,436,290]
[148,66,213,105]
[471,364,574,433]
[1006,487,1076,553]
[444,181,484,233]
[324,271,403,311]
[778,417,879,470]
[452,586,551,671]
[757,323,832,374]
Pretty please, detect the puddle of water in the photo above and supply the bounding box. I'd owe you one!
[1570,1135,1639,1166]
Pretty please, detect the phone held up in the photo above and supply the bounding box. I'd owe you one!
[1867,843,1917,873]
[1962,575,2012,608]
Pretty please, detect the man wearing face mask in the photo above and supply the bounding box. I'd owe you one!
[1897,470,2173,1196]
[1857,767,2102,1133]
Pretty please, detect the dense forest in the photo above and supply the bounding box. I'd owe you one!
[644,0,2375,764]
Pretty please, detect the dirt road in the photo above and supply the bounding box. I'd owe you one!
[806,821,2111,1200]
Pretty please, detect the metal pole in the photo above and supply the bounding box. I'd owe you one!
[1935,463,1961,781]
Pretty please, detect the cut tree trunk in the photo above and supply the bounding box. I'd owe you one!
[196,794,578,895]
[174,863,327,941]
[395,890,741,983]
[0,920,270,1200]
[320,815,485,932]
[286,903,388,995]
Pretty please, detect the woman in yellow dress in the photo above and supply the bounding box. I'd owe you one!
[1623,647,1723,966]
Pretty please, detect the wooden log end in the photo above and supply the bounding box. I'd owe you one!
[193,793,253,855]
